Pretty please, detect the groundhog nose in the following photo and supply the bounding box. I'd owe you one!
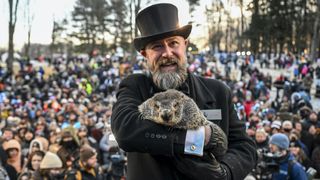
[161,111,172,122]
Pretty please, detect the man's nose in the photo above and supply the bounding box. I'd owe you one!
[161,44,173,58]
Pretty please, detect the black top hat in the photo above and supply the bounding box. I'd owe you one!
[134,3,192,51]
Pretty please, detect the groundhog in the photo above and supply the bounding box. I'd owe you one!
[138,89,228,158]
[138,89,209,130]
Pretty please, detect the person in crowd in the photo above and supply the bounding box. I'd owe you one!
[301,111,319,153]
[28,139,44,156]
[111,3,257,179]
[311,128,320,178]
[32,151,64,180]
[269,133,308,180]
[264,108,276,122]
[254,128,269,150]
[0,128,15,143]
[302,111,320,130]
[19,150,45,179]
[282,120,293,136]
[99,125,114,167]
[289,130,309,156]
[289,138,313,172]
[77,125,100,162]
[2,139,23,177]
[65,144,102,180]
[21,128,35,157]
[18,171,31,180]
[271,120,282,135]
[261,120,272,134]
[77,125,98,148]
[57,127,80,169]
[0,128,14,169]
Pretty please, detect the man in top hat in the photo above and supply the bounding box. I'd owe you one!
[111,3,257,180]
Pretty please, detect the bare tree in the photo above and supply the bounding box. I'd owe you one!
[70,0,111,57]
[310,0,320,61]
[186,0,200,15]
[239,0,244,52]
[24,0,34,61]
[129,0,141,63]
[7,0,19,73]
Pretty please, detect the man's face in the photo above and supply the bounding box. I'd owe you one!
[86,154,97,168]
[282,123,292,133]
[269,144,279,153]
[8,148,18,158]
[78,129,87,138]
[3,130,13,141]
[309,113,317,122]
[25,131,34,141]
[141,36,188,90]
[255,132,267,143]
[294,123,302,132]
[31,154,43,170]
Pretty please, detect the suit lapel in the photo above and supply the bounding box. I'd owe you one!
[187,73,217,110]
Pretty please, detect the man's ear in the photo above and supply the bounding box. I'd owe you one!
[185,39,189,46]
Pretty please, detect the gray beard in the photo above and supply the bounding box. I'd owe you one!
[151,67,187,90]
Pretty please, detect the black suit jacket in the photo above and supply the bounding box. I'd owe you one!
[111,73,257,180]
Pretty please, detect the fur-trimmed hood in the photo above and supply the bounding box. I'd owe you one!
[29,139,44,153]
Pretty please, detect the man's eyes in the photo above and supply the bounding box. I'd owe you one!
[170,41,179,46]
[150,40,180,49]
[151,44,163,49]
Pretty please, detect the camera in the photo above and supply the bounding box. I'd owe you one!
[251,149,280,180]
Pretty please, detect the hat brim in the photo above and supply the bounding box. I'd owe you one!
[134,24,192,51]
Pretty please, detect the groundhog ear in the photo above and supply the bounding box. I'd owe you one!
[144,99,151,106]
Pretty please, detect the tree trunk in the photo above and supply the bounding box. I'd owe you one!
[129,0,134,61]
[7,0,19,73]
[239,0,244,52]
[25,0,32,61]
[310,0,320,62]
[8,23,14,73]
[130,0,141,65]
[26,27,31,61]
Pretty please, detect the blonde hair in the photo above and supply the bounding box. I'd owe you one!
[255,128,268,136]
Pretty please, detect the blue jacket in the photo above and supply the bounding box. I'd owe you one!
[272,153,307,180]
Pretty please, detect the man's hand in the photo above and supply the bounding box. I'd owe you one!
[204,122,228,159]
[173,152,228,180]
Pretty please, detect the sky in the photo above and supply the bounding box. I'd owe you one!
[0,0,244,50]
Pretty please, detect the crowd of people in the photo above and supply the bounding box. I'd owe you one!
[0,50,319,179]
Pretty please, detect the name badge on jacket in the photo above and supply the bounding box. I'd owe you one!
[201,109,222,120]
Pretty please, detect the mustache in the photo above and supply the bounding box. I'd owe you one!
[156,57,179,67]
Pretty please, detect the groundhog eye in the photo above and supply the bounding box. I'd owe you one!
[154,103,159,109]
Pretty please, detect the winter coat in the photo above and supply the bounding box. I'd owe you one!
[65,161,102,180]
[111,73,257,180]
[272,153,307,180]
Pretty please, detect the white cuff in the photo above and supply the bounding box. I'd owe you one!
[184,126,205,156]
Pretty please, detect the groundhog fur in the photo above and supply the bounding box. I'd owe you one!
[139,89,228,158]
[138,89,209,130]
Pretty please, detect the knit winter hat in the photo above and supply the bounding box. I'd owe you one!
[80,145,97,162]
[271,120,282,129]
[269,133,289,150]
[40,151,63,169]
